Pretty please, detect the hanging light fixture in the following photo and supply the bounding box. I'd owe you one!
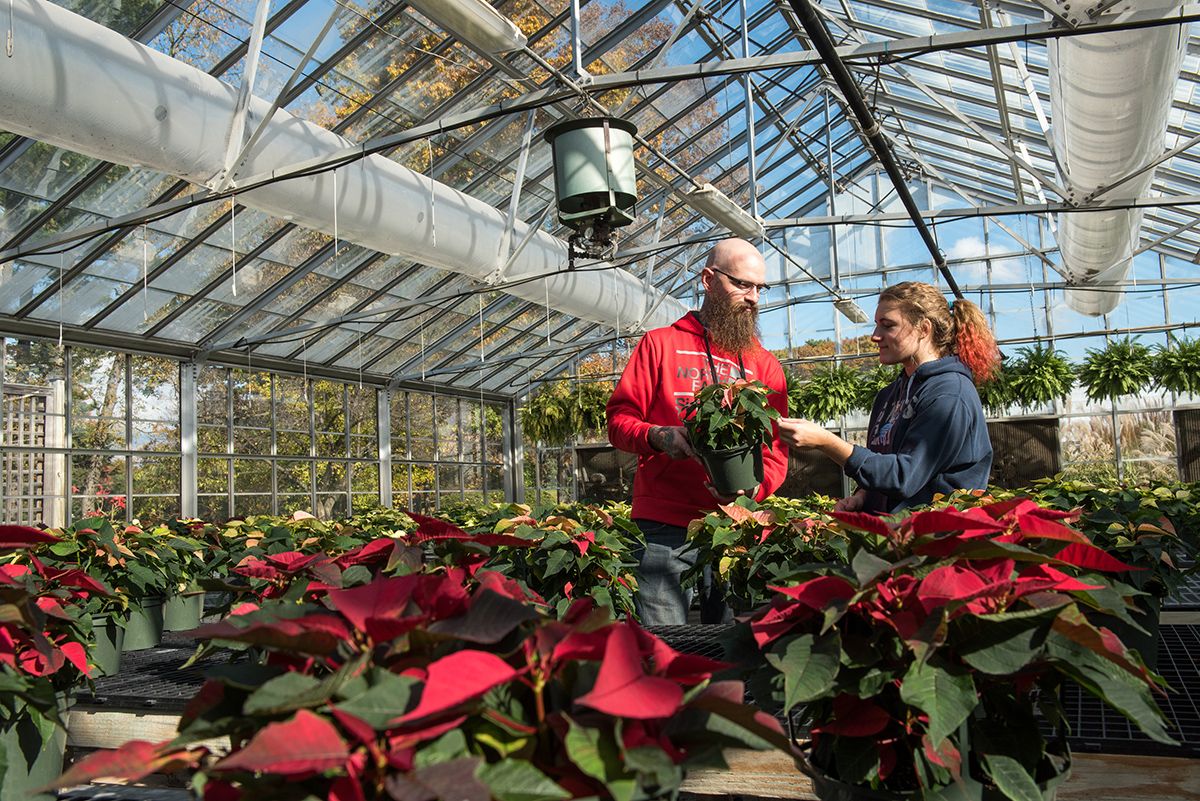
[406,0,527,55]
[543,117,639,262]
[834,298,870,324]
[684,183,764,240]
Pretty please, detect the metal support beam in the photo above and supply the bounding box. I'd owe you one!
[215,0,273,189]
[378,388,392,508]
[180,361,198,518]
[787,0,963,297]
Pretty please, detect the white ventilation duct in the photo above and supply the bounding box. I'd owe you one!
[0,0,685,334]
[1050,0,1186,315]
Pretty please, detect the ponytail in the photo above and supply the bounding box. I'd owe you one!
[951,298,1000,385]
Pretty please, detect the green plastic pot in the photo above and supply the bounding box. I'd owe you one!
[0,697,70,801]
[89,613,125,677]
[163,592,204,631]
[122,596,165,651]
[697,444,763,496]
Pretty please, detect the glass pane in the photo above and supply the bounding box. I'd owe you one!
[132,454,179,501]
[463,465,482,505]
[315,460,346,493]
[72,348,126,449]
[198,494,228,522]
[351,493,377,514]
[390,393,409,457]
[3,340,68,454]
[435,397,461,460]
[412,464,435,513]
[1119,411,1178,484]
[233,495,272,517]
[409,393,435,460]
[233,458,271,494]
[314,494,346,519]
[278,494,312,517]
[351,462,379,495]
[391,464,411,510]
[131,355,179,422]
[275,375,309,432]
[313,380,346,435]
[197,365,228,426]
[484,404,504,464]
[71,452,126,518]
[461,401,482,463]
[198,425,227,454]
[1060,416,1117,483]
[233,426,270,454]
[130,495,181,525]
[133,420,180,451]
[437,463,461,503]
[278,461,311,495]
[350,434,375,459]
[198,457,228,494]
[231,369,271,429]
[1,449,66,527]
[485,465,504,502]
[277,429,310,457]
[348,385,376,437]
[316,431,345,458]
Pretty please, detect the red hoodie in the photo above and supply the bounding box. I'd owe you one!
[607,311,789,528]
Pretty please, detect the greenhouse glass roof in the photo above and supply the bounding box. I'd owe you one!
[1,0,1198,397]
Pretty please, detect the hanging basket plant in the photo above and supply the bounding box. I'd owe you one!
[520,379,612,447]
[976,355,1015,416]
[1077,337,1154,403]
[787,363,860,422]
[853,363,901,414]
[1008,344,1074,408]
[1153,337,1200,395]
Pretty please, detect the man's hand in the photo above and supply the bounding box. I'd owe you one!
[648,425,695,460]
[834,489,867,512]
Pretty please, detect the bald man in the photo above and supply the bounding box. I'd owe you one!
[607,238,789,625]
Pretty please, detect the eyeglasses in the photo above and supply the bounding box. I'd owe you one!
[710,266,770,295]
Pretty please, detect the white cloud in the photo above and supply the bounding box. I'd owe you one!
[946,236,987,261]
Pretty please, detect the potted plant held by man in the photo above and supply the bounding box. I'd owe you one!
[683,379,781,496]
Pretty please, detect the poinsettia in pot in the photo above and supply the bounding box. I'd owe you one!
[0,525,101,801]
[683,379,781,496]
[52,566,789,801]
[730,499,1175,801]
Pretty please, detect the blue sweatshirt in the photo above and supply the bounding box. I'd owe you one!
[844,356,992,514]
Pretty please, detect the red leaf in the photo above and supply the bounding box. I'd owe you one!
[552,628,612,664]
[327,576,419,633]
[217,709,349,775]
[336,538,396,568]
[575,624,684,719]
[0,524,58,548]
[810,695,891,736]
[718,503,775,528]
[387,715,468,751]
[750,599,820,647]
[907,509,1006,536]
[192,613,351,655]
[1015,564,1103,594]
[830,511,895,538]
[917,564,990,609]
[406,513,472,543]
[770,576,856,610]
[61,641,91,677]
[50,741,204,787]
[1054,543,1141,573]
[1014,511,1090,544]
[922,734,961,775]
[400,650,519,722]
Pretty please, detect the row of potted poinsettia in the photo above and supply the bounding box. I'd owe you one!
[48,498,1176,801]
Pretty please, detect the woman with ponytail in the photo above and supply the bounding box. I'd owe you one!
[777,282,999,513]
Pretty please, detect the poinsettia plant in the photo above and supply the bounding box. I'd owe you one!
[441,502,642,619]
[682,495,846,611]
[1,526,99,747]
[730,498,1176,800]
[53,568,788,801]
[683,379,780,453]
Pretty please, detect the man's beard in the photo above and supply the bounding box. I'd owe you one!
[701,295,759,355]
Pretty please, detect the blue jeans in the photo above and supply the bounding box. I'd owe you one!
[632,518,729,626]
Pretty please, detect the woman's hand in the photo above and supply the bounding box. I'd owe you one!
[776,417,832,449]
[776,418,854,466]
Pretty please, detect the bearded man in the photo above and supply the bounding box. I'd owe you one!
[607,237,789,625]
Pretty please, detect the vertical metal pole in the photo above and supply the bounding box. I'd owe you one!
[571,0,585,80]
[505,397,524,503]
[740,0,758,216]
[123,353,132,524]
[65,346,74,524]
[180,361,198,519]
[826,91,840,291]
[225,367,234,521]
[270,373,278,515]
[378,387,393,508]
[308,372,317,513]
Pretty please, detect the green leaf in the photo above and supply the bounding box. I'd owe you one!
[334,671,419,729]
[564,718,624,785]
[954,607,1058,675]
[851,549,891,587]
[414,729,469,768]
[764,631,840,711]
[981,754,1042,801]
[623,745,682,790]
[242,672,328,716]
[543,548,574,578]
[899,657,975,747]
[476,760,570,801]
